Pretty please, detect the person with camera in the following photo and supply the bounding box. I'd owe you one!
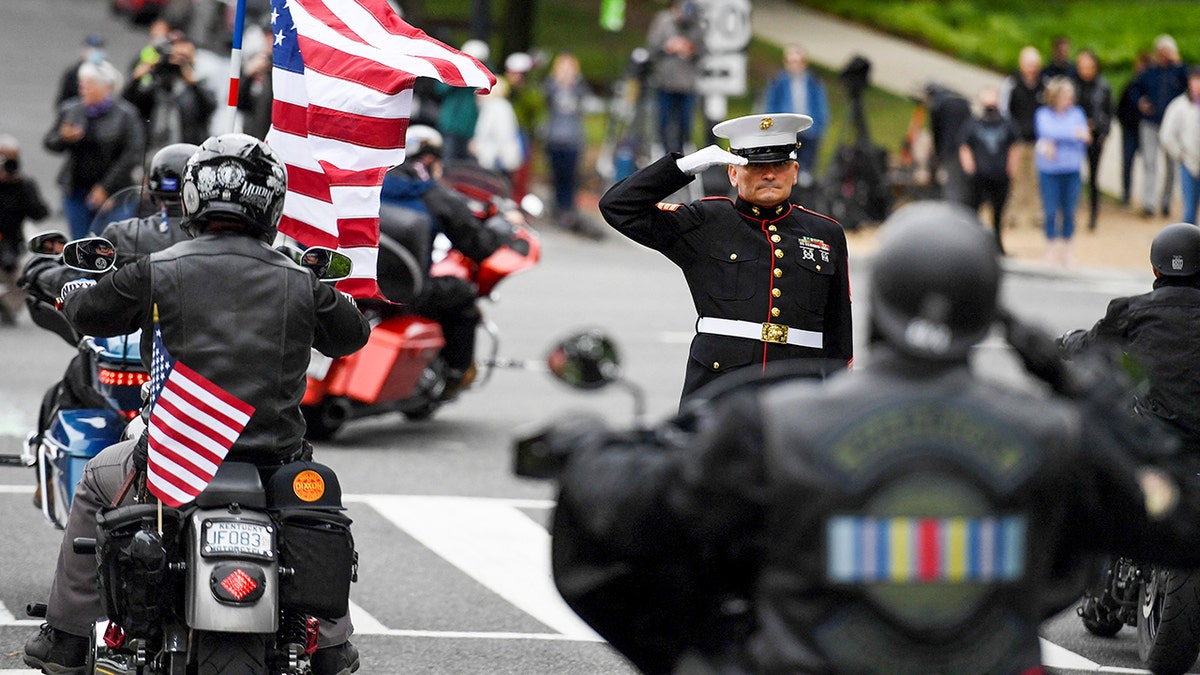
[22,133,369,675]
[44,60,145,241]
[0,134,49,325]
[544,202,1200,674]
[123,29,217,151]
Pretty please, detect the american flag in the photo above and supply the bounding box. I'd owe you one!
[145,309,256,508]
[267,0,495,299]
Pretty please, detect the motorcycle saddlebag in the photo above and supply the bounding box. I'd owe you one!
[95,504,184,638]
[274,508,356,618]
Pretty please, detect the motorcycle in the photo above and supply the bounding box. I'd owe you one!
[300,165,542,439]
[18,186,161,527]
[1079,556,1200,674]
[52,237,361,675]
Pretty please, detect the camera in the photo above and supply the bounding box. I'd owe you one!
[1,157,18,175]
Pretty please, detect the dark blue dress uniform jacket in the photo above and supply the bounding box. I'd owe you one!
[599,155,853,400]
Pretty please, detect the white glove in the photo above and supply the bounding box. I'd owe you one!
[674,144,747,175]
[58,278,97,303]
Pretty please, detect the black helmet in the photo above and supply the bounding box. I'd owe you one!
[870,201,1001,362]
[1150,222,1200,277]
[180,133,287,242]
[147,142,199,200]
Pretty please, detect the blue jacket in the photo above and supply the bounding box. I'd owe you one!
[1130,62,1189,124]
[764,70,829,141]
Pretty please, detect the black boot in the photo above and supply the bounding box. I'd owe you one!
[311,641,361,675]
[23,623,88,675]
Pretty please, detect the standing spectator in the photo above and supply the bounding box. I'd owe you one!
[763,44,829,183]
[999,45,1047,230]
[543,52,602,239]
[54,35,107,110]
[237,23,274,140]
[0,135,49,324]
[1035,76,1090,267]
[123,31,217,153]
[1131,34,1189,218]
[645,0,704,155]
[1117,53,1150,207]
[1159,66,1200,226]
[436,39,489,162]
[1042,34,1077,80]
[959,86,1019,253]
[1073,49,1113,231]
[502,52,544,201]
[470,80,523,177]
[924,83,973,205]
[44,61,145,240]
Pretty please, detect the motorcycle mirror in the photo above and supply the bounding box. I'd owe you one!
[28,231,68,258]
[519,194,544,219]
[278,245,353,282]
[546,330,622,390]
[62,237,117,274]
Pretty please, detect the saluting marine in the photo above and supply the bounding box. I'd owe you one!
[599,113,852,402]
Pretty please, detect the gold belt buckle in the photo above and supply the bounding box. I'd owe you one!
[761,322,788,344]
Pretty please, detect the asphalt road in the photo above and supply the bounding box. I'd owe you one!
[0,1,1188,673]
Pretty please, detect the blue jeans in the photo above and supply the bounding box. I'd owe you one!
[656,91,695,155]
[1039,170,1081,240]
[1180,163,1200,225]
[1121,128,1139,204]
[546,145,580,216]
[62,191,96,240]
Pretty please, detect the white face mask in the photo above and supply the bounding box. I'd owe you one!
[86,48,107,65]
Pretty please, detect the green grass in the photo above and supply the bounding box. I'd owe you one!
[794,1,1200,91]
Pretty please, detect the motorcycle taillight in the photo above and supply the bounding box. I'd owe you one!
[103,621,126,649]
[97,368,150,388]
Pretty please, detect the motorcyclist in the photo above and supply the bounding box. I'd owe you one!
[1059,221,1200,633]
[377,124,511,399]
[20,143,200,461]
[1059,221,1200,449]
[22,133,370,675]
[542,201,1200,674]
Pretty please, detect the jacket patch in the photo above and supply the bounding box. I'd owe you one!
[656,201,683,212]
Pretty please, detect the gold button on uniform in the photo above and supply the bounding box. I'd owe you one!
[768,225,777,232]
[816,265,822,271]
[772,288,781,298]
[774,268,782,278]
[774,250,783,259]
[712,362,720,370]
[771,234,781,243]
[771,307,780,317]
[729,253,738,260]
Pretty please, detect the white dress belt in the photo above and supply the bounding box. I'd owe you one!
[695,317,823,349]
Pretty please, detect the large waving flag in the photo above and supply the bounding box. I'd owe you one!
[145,307,256,508]
[267,0,496,299]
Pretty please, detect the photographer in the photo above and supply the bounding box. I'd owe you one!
[123,30,216,150]
[0,134,49,324]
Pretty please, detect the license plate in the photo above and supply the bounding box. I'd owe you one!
[307,351,333,380]
[203,520,274,559]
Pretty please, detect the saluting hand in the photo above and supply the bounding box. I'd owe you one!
[675,144,747,176]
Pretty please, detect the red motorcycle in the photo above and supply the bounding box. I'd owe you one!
[300,168,541,439]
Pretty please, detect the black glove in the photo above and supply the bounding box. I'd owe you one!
[513,412,608,480]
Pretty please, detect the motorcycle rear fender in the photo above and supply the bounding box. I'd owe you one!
[185,507,279,633]
[44,408,126,513]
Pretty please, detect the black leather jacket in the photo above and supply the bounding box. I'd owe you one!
[1060,276,1200,449]
[556,346,1200,674]
[62,231,370,463]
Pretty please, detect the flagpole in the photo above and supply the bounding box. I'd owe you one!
[225,0,249,133]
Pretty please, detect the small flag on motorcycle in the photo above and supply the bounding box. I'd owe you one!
[145,305,256,508]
